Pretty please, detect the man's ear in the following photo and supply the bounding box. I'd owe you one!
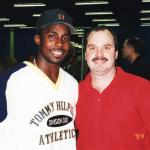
[130,47,135,54]
[34,35,40,46]
[115,50,118,60]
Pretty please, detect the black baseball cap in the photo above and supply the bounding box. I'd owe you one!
[36,8,76,34]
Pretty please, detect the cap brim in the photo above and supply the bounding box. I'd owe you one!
[64,23,77,34]
[37,22,77,34]
[55,22,76,34]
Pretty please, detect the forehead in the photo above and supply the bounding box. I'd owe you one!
[87,29,114,44]
[41,23,71,35]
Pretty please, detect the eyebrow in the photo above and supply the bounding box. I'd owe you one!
[104,41,113,45]
[104,44,112,47]
[86,44,95,48]
[48,31,71,38]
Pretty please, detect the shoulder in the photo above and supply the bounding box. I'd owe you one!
[60,68,78,85]
[78,73,91,92]
[0,62,26,122]
[0,62,26,86]
[117,67,150,90]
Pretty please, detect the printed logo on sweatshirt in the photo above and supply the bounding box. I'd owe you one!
[47,115,72,127]
[133,133,145,140]
[39,128,76,145]
[29,101,76,145]
[30,101,74,127]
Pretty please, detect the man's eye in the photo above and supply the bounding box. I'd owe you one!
[104,46,110,50]
[48,34,56,40]
[89,47,95,50]
[63,36,70,42]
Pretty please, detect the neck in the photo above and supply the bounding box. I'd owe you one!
[91,67,116,93]
[33,58,60,83]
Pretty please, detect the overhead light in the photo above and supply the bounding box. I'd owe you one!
[20,26,35,29]
[14,3,46,7]
[142,0,150,2]
[85,11,114,15]
[73,32,84,35]
[4,24,27,28]
[92,18,117,22]
[140,10,150,13]
[140,23,150,26]
[0,18,10,21]
[98,23,120,26]
[71,42,83,48]
[76,28,84,32]
[140,17,150,20]
[76,32,84,35]
[75,1,109,6]
[78,35,83,38]
[32,14,41,17]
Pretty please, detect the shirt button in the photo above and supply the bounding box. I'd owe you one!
[98,98,100,102]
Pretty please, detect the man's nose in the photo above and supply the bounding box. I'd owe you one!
[97,48,104,57]
[55,38,63,47]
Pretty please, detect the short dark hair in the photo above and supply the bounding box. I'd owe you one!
[85,26,119,50]
[126,37,145,55]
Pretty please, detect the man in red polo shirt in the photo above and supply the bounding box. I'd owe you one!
[76,26,150,150]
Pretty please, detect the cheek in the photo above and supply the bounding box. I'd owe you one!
[85,51,95,60]
[124,49,129,55]
[62,42,71,51]
[122,49,126,54]
[65,44,71,50]
[85,51,91,61]
[107,52,116,61]
[41,39,52,49]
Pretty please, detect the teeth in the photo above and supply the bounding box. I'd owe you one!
[51,50,63,57]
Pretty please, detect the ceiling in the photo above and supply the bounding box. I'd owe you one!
[0,0,150,29]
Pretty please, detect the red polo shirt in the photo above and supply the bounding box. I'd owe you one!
[76,67,150,150]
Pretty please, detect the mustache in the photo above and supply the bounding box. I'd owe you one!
[92,57,108,61]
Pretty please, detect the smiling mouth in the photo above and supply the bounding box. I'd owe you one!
[51,49,64,57]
